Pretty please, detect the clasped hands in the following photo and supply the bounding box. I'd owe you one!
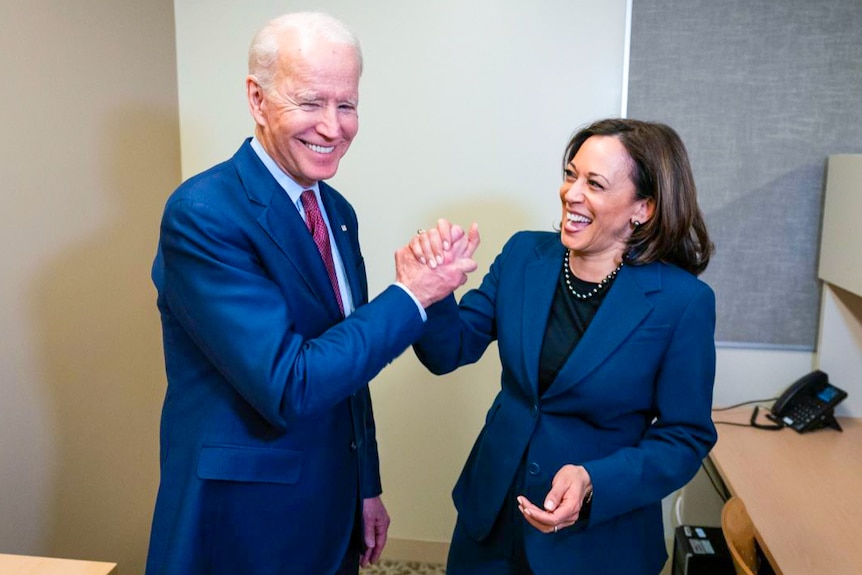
[395,218,481,307]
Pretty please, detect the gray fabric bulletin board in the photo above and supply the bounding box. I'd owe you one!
[627,0,862,348]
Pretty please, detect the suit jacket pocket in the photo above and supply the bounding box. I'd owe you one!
[197,444,302,484]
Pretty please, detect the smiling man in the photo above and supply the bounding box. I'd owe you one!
[145,12,478,575]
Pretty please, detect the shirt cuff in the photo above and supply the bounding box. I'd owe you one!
[394,282,427,322]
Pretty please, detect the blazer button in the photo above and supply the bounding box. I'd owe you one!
[350,441,357,451]
[530,404,539,417]
[528,462,541,476]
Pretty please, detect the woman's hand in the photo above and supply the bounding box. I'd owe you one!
[410,219,479,268]
[517,464,592,534]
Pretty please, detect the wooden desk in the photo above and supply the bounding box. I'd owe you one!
[710,408,862,575]
[0,554,117,575]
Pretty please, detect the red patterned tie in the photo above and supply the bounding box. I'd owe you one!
[300,190,344,316]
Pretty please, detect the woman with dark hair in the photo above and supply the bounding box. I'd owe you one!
[409,118,717,574]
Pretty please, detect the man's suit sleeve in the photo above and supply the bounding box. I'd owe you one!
[413,234,514,374]
[360,386,382,498]
[158,196,425,430]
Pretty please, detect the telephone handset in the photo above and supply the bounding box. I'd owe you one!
[766,370,847,433]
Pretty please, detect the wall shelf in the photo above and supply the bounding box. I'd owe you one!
[817,154,862,417]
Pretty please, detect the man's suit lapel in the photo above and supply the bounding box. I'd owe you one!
[232,141,343,320]
[319,183,364,307]
[543,263,660,400]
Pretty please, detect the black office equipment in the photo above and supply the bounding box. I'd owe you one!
[767,370,847,433]
[671,525,734,575]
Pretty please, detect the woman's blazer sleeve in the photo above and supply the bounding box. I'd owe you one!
[412,233,519,374]
[583,278,717,526]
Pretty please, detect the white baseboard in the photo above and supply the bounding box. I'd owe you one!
[382,538,449,564]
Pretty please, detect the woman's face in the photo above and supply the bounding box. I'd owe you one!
[559,135,653,260]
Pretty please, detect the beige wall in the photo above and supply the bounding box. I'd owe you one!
[0,1,180,573]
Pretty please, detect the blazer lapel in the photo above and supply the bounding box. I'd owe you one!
[522,239,566,396]
[319,185,363,307]
[543,263,660,400]
[233,141,342,319]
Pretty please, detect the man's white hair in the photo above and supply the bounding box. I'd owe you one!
[248,12,363,93]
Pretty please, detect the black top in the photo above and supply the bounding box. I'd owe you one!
[538,264,611,395]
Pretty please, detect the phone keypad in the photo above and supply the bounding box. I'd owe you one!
[784,398,824,430]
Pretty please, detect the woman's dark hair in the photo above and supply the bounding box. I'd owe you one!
[563,118,714,275]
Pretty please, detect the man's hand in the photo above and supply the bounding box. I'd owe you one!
[396,221,480,307]
[360,496,390,567]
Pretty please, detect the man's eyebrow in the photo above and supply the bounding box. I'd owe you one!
[292,90,321,101]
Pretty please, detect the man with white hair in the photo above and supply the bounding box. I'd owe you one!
[145,12,478,575]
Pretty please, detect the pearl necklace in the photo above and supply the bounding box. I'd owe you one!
[563,251,623,300]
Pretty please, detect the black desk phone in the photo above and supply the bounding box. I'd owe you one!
[766,370,847,432]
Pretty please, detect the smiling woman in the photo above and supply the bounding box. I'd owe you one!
[560,134,653,280]
[409,118,717,574]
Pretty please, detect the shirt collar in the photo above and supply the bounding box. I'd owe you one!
[250,136,319,208]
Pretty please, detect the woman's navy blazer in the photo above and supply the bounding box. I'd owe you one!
[415,231,717,574]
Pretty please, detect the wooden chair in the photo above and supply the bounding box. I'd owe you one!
[721,496,759,575]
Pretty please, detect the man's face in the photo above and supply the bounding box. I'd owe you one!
[249,38,360,188]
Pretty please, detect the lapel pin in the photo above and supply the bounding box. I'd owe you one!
[341,225,348,231]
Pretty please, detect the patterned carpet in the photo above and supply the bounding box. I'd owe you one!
[362,559,446,574]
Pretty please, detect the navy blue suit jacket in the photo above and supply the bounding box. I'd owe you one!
[414,231,717,574]
[146,140,425,575]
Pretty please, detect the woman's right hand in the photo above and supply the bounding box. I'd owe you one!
[394,221,479,307]
[517,464,593,534]
[410,219,480,268]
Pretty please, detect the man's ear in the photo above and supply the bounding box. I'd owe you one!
[246,75,265,125]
